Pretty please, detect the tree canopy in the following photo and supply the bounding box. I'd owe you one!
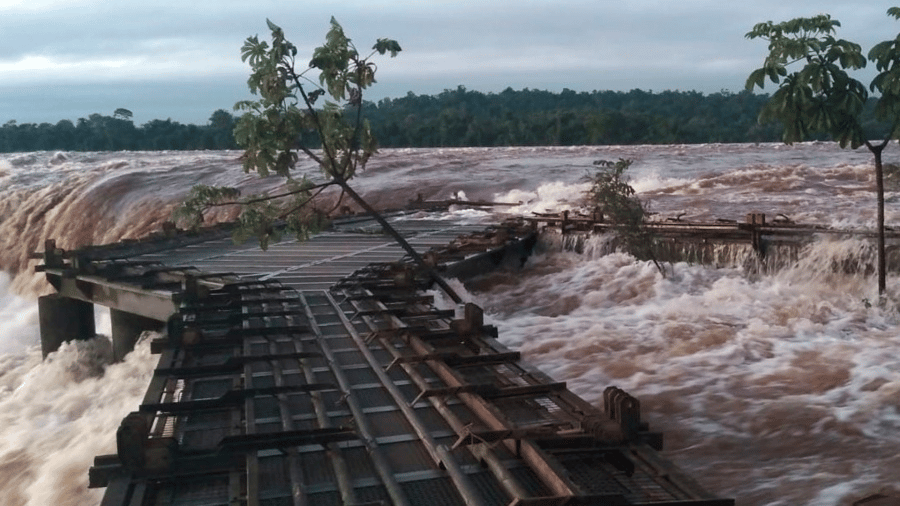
[5,87,896,153]
[746,7,900,295]
[366,86,782,146]
[0,110,240,152]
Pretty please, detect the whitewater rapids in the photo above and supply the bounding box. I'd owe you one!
[1,144,899,505]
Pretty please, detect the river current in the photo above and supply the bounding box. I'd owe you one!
[0,144,898,505]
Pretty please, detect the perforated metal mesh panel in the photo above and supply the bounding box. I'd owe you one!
[153,476,230,506]
[469,470,512,506]
[402,476,465,506]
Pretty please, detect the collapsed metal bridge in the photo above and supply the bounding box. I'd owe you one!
[530,211,900,274]
[36,212,734,506]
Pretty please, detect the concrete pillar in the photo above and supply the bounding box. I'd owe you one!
[39,294,95,359]
[110,309,164,362]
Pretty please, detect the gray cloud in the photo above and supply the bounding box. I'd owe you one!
[1,0,897,124]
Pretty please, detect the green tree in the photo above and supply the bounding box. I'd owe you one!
[113,108,133,121]
[176,18,463,302]
[585,159,663,275]
[207,109,238,148]
[746,9,900,296]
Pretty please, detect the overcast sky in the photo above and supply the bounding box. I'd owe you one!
[1,1,897,125]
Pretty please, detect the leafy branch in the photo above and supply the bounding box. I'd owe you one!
[745,14,868,148]
[746,8,900,296]
[174,18,463,302]
[584,159,664,275]
[175,18,399,238]
[173,178,327,249]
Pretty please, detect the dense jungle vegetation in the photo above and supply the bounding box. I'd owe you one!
[0,86,890,152]
[367,86,783,146]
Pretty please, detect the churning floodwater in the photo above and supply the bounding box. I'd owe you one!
[0,143,898,505]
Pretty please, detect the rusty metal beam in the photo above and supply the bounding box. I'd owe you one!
[401,331,584,498]
[218,428,358,453]
[322,291,488,506]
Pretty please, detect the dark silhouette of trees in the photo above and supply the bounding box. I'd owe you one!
[365,87,783,147]
[0,109,241,152]
[8,84,893,153]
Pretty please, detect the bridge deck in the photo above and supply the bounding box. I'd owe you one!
[115,215,492,292]
[36,213,733,506]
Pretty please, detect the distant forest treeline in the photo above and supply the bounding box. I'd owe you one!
[368,87,783,146]
[0,110,239,152]
[0,86,892,152]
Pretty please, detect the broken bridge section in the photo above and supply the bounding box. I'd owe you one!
[34,213,503,359]
[530,211,900,268]
[34,213,733,505]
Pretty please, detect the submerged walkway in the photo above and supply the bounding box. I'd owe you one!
[36,212,733,506]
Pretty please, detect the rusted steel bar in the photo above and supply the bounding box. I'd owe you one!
[384,351,522,371]
[370,329,535,502]
[242,333,279,506]
[411,382,568,406]
[400,328,583,498]
[289,310,354,506]
[358,293,585,499]
[253,306,353,506]
[153,352,322,377]
[435,444,488,506]
[219,428,359,452]
[297,293,411,506]
[527,211,900,241]
[323,291,488,506]
[139,384,336,413]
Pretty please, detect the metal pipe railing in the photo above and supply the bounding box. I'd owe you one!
[324,291,488,506]
[298,293,411,506]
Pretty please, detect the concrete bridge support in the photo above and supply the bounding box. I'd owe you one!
[39,294,95,358]
[39,294,163,361]
[110,309,165,362]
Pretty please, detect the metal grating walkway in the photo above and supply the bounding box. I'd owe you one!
[34,214,734,505]
[129,216,489,292]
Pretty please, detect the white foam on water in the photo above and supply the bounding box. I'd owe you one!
[0,334,158,506]
[493,180,590,215]
[0,273,40,354]
[467,240,900,505]
[629,170,690,193]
